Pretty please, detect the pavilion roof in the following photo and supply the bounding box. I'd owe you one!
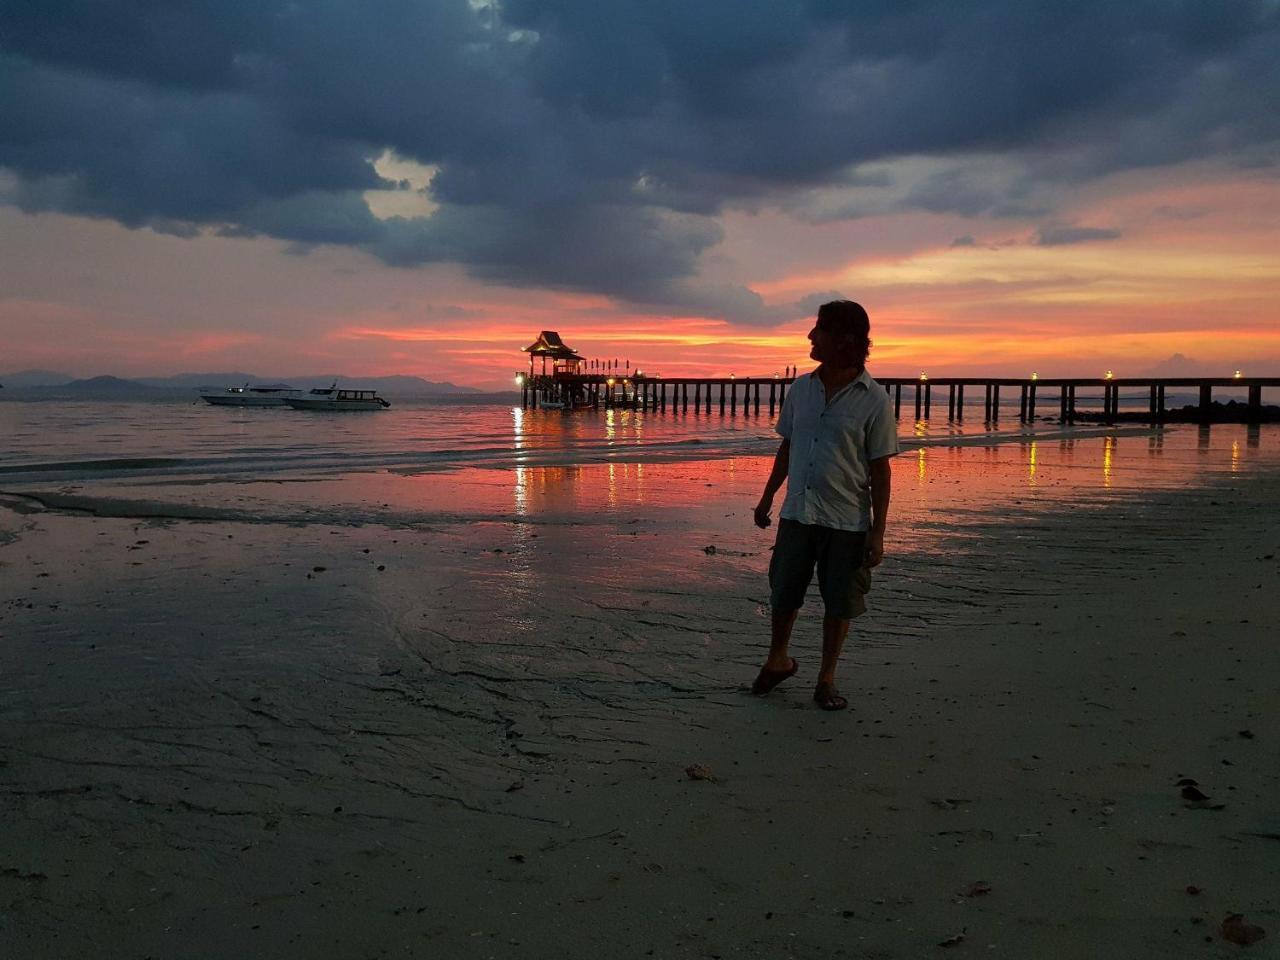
[522,330,583,360]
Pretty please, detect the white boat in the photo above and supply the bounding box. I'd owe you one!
[201,385,302,407]
[282,386,391,411]
[537,398,591,410]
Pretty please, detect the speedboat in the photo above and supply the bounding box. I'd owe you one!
[538,398,591,410]
[282,386,391,411]
[201,385,301,407]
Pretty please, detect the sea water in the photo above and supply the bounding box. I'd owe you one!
[2,394,1276,580]
[2,396,1277,782]
[0,391,1268,476]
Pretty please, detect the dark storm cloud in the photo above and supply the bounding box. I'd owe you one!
[0,55,385,228]
[1034,224,1123,246]
[899,167,1049,219]
[2,0,1277,319]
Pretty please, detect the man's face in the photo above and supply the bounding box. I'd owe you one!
[808,320,847,365]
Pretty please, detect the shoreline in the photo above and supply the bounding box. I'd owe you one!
[2,436,1277,958]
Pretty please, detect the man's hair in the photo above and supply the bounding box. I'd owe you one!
[817,300,872,367]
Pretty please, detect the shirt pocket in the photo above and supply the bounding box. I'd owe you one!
[824,409,867,455]
[826,405,866,431]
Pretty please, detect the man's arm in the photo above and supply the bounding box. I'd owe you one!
[867,455,892,566]
[754,438,790,528]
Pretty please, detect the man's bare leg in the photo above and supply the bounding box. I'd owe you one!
[752,608,801,695]
[812,615,852,709]
[765,608,800,670]
[818,615,851,685]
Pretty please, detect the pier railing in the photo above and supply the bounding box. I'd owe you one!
[519,374,1279,423]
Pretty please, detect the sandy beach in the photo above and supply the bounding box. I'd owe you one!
[2,425,1278,959]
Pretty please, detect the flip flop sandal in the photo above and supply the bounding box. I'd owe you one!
[751,657,799,696]
[813,682,848,711]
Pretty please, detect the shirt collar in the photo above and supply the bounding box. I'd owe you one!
[810,366,872,394]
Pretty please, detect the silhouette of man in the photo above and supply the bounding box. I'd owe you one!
[752,301,899,710]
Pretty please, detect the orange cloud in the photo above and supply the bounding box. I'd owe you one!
[4,165,1277,388]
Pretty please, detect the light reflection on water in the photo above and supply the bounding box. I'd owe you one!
[419,422,1265,537]
[3,402,1278,542]
[3,401,1277,632]
[7,396,1207,475]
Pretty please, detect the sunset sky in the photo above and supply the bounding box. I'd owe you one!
[3,2,1279,390]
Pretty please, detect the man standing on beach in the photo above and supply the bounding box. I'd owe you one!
[752,301,899,710]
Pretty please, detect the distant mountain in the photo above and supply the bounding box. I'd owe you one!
[1,370,482,398]
[1139,353,1217,377]
[136,372,480,395]
[0,369,74,388]
[0,376,172,399]
[74,375,165,391]
[1,375,176,400]
[135,372,264,388]
[278,374,480,396]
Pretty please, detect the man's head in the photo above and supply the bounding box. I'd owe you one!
[809,300,872,369]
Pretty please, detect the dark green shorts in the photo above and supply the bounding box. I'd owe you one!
[769,518,870,620]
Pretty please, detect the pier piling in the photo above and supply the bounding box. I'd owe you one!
[517,372,1276,425]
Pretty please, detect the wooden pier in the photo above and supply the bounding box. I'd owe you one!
[518,331,1276,424]
[519,373,1280,424]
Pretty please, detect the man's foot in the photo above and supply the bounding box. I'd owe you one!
[751,657,799,696]
[813,681,848,711]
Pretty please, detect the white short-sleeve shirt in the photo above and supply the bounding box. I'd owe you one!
[775,368,900,532]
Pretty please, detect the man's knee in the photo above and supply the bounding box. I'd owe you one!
[820,594,866,620]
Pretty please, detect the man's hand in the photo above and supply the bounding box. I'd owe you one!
[753,498,773,529]
[866,530,885,567]
[756,439,789,530]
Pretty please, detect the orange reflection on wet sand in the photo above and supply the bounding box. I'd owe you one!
[33,420,1276,588]
[342,426,1274,556]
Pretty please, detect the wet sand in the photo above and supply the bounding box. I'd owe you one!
[1,432,1278,958]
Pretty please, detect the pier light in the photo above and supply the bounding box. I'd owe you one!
[515,373,526,387]
[1105,370,1114,380]
[919,372,928,382]
[1234,370,1243,379]
[731,373,736,379]
[1030,372,1038,381]
[607,378,615,386]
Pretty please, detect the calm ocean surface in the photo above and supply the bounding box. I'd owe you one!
[0,391,1263,478]
[4,397,779,478]
[2,396,1276,539]
[3,396,1277,701]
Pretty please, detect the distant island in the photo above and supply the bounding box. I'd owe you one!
[1074,399,1280,424]
[0,370,495,400]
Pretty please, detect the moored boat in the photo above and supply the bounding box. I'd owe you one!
[282,386,391,411]
[201,385,301,407]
